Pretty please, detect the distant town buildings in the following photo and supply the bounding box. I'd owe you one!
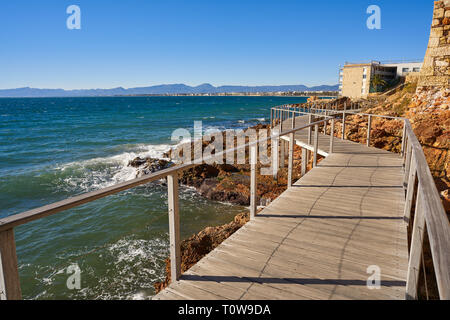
[338,60,423,99]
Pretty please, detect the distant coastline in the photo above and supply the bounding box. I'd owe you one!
[0,83,339,98]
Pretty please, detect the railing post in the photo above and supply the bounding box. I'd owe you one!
[291,110,295,130]
[167,172,181,282]
[250,144,258,219]
[323,112,327,134]
[270,108,273,129]
[313,124,319,167]
[401,120,407,157]
[280,109,283,133]
[0,229,22,300]
[307,114,313,166]
[403,153,417,224]
[404,142,412,188]
[329,118,335,154]
[342,104,346,140]
[288,133,294,188]
[273,131,279,180]
[367,115,372,147]
[405,185,425,300]
[301,147,307,176]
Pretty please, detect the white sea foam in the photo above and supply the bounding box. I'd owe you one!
[56,143,173,192]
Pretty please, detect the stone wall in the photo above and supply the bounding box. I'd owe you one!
[417,0,450,89]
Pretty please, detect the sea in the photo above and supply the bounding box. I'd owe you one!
[0,96,308,299]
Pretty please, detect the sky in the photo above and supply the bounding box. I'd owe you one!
[0,0,435,90]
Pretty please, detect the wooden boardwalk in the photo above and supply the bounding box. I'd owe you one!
[153,116,409,300]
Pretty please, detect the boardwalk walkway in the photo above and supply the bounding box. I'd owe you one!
[153,116,409,300]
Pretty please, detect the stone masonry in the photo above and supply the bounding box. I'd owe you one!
[418,0,450,89]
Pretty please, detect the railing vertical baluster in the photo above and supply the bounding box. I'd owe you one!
[323,112,327,134]
[406,185,425,300]
[288,133,294,188]
[367,115,372,147]
[329,118,335,154]
[0,229,22,300]
[250,144,257,219]
[167,172,181,282]
[313,124,319,167]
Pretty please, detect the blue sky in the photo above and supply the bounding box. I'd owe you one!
[0,0,435,89]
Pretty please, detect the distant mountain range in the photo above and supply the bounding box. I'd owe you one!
[0,83,339,98]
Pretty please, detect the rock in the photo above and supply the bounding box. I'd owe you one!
[441,189,450,213]
[128,157,172,177]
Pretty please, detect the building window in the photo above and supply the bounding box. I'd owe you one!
[413,67,421,72]
[363,74,367,79]
[402,68,410,73]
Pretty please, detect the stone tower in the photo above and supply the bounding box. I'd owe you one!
[417,0,450,90]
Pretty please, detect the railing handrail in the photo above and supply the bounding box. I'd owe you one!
[404,120,450,299]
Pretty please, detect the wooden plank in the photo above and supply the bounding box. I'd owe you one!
[0,229,21,300]
[167,173,181,282]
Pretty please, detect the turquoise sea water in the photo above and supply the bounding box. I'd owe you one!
[0,96,307,299]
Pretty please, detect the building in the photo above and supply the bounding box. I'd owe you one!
[338,60,423,99]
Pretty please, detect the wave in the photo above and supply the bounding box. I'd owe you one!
[54,143,173,193]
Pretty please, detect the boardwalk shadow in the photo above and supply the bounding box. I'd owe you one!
[318,165,402,168]
[292,185,403,188]
[256,215,403,220]
[181,274,405,287]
